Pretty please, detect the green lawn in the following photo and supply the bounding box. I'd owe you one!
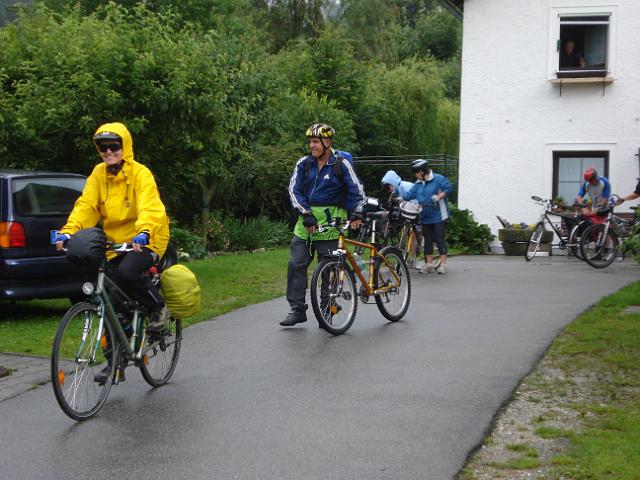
[543,281,640,479]
[0,247,289,356]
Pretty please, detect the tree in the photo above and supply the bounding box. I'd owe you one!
[356,59,459,156]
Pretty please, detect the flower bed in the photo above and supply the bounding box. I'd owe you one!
[498,228,554,256]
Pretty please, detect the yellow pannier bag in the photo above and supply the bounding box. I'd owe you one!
[160,264,201,319]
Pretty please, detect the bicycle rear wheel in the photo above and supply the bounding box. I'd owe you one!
[139,315,182,386]
[310,258,358,335]
[374,247,411,322]
[51,302,115,421]
[580,224,619,268]
[525,223,545,261]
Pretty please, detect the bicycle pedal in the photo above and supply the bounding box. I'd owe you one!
[113,368,126,384]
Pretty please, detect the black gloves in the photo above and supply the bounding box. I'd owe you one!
[302,213,318,228]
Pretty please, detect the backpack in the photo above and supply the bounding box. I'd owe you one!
[160,264,201,319]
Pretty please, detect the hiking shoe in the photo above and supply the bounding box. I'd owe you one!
[147,306,170,333]
[419,263,435,274]
[436,265,447,275]
[279,310,308,326]
[94,366,125,385]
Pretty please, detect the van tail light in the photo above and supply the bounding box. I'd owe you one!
[0,222,27,248]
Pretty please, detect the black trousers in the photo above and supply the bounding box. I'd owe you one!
[286,236,338,312]
[423,222,448,256]
[106,248,164,313]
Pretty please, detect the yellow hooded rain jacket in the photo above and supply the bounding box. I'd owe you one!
[61,122,170,259]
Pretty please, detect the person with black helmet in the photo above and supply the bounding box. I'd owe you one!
[401,159,452,274]
[55,122,171,383]
[281,123,365,328]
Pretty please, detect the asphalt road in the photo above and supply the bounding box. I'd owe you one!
[0,256,637,480]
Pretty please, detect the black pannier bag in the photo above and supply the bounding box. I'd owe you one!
[66,227,107,269]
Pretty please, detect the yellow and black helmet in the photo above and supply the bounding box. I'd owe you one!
[305,123,335,139]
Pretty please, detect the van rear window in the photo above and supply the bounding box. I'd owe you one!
[12,177,85,216]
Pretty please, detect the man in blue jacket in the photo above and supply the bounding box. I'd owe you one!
[402,159,452,274]
[281,123,365,327]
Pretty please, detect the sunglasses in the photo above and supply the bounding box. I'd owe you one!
[97,142,122,153]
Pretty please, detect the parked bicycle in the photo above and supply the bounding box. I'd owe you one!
[309,213,411,335]
[580,198,640,268]
[365,194,438,270]
[51,242,181,420]
[525,196,592,261]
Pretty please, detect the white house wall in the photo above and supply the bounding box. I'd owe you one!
[458,0,640,248]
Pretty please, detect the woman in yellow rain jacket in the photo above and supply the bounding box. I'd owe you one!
[56,122,170,381]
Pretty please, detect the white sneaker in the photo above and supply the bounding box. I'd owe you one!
[436,265,447,275]
[419,263,435,274]
[407,261,417,270]
[414,260,426,270]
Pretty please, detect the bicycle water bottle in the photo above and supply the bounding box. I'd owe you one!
[353,252,367,271]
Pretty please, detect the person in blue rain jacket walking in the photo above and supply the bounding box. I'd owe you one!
[401,159,452,275]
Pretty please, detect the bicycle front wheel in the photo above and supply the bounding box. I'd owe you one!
[310,258,358,335]
[51,302,115,421]
[139,315,182,387]
[568,221,587,260]
[580,224,619,268]
[525,223,545,261]
[374,247,411,321]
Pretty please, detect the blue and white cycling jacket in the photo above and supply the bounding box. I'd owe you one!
[381,170,414,197]
[289,150,365,240]
[401,173,452,224]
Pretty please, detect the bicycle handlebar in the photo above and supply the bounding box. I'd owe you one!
[316,218,350,234]
[108,242,134,252]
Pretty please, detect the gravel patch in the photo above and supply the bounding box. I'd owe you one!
[459,355,602,480]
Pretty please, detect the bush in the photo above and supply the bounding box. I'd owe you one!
[205,212,291,252]
[447,205,494,254]
[170,225,207,260]
[206,212,231,252]
[224,216,291,251]
[622,223,640,263]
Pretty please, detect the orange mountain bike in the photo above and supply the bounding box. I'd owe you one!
[309,214,412,335]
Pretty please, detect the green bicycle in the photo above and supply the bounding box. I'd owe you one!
[51,242,182,421]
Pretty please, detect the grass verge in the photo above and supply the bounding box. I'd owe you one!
[0,247,289,357]
[460,280,640,479]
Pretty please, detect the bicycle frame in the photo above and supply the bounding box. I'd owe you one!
[334,219,403,297]
[79,255,157,368]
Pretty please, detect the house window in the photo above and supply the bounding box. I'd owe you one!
[553,151,609,203]
[557,15,609,78]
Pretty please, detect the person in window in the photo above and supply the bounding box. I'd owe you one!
[401,159,452,275]
[56,122,171,382]
[615,179,640,205]
[560,40,586,68]
[575,167,611,215]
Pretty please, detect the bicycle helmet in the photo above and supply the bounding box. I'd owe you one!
[411,159,430,173]
[583,167,598,182]
[305,123,335,139]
